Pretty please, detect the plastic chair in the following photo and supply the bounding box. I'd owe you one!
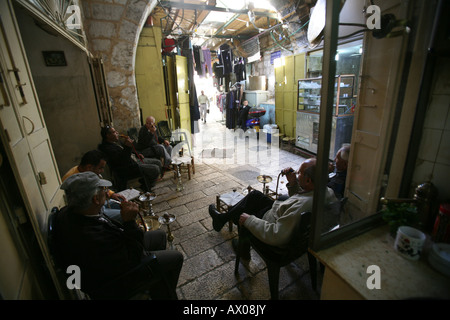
[170,129,195,180]
[157,121,174,143]
[234,211,317,300]
[48,207,177,300]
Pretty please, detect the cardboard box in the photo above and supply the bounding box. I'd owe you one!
[248,76,266,90]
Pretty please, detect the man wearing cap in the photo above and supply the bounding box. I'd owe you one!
[62,149,124,222]
[54,172,183,299]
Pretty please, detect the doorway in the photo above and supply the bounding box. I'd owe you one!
[13,3,103,177]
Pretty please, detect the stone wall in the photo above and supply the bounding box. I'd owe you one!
[80,0,157,132]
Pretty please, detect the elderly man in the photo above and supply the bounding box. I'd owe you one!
[136,116,172,168]
[328,145,350,200]
[54,172,183,299]
[98,125,162,192]
[209,158,337,259]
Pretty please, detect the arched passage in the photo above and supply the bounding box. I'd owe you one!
[81,0,157,132]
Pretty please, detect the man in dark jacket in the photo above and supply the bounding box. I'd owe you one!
[99,125,161,191]
[55,172,183,299]
[136,116,172,167]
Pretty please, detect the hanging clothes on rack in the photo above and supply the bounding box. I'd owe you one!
[213,61,224,86]
[218,43,233,75]
[201,48,213,77]
[193,45,203,76]
[234,57,247,82]
[225,83,243,129]
[225,90,235,129]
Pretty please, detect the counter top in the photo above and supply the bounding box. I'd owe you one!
[311,225,450,299]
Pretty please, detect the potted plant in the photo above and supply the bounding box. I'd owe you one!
[381,202,419,236]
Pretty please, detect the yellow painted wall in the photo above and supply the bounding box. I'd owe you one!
[175,55,191,133]
[136,26,167,123]
[164,56,179,129]
[274,53,305,138]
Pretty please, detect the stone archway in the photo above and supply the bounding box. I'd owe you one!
[81,0,157,132]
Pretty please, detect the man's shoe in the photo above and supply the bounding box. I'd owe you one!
[208,204,227,232]
[232,238,251,261]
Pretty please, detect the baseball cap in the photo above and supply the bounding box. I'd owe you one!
[61,171,112,194]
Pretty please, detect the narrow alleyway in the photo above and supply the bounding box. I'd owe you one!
[149,104,322,300]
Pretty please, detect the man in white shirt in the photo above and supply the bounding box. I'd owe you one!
[198,90,210,123]
[209,158,337,258]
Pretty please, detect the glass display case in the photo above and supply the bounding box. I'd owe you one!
[298,75,355,115]
[296,75,356,159]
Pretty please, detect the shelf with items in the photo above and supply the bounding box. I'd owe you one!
[297,75,356,116]
[296,74,356,160]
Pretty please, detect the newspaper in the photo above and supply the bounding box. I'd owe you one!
[116,188,141,201]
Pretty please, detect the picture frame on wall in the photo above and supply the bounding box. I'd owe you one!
[42,51,67,66]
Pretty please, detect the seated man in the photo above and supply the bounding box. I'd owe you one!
[98,125,162,192]
[55,172,183,299]
[209,158,337,259]
[237,100,250,131]
[62,149,125,222]
[136,116,172,168]
[328,145,350,200]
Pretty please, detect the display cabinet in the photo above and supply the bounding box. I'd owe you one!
[296,75,356,159]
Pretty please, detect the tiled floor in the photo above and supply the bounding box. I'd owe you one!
[150,106,322,300]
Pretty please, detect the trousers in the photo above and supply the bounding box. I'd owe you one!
[143,229,183,299]
[223,190,274,225]
[199,103,208,121]
[141,144,172,167]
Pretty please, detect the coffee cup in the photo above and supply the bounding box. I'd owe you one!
[394,226,426,261]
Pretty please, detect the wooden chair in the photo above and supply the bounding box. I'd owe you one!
[234,211,317,300]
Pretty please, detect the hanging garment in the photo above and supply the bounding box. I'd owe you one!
[193,45,203,76]
[201,48,213,77]
[219,44,233,75]
[234,58,247,82]
[213,62,224,85]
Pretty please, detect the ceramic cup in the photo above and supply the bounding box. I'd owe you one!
[394,226,426,260]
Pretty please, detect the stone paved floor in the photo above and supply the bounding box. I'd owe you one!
[150,106,323,300]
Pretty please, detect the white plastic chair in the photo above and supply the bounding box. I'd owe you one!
[170,129,195,180]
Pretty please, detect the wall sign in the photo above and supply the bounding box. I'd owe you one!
[42,51,67,66]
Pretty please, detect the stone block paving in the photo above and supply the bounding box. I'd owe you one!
[149,120,323,300]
